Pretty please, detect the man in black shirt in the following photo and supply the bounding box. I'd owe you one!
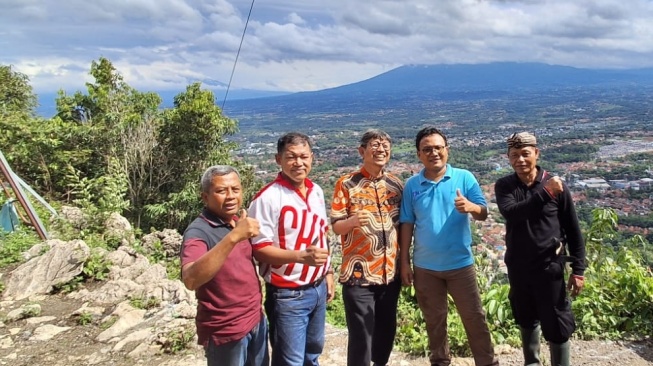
[494,132,586,366]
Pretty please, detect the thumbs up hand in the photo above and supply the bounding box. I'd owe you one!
[454,188,473,214]
[349,209,371,228]
[234,209,260,241]
[544,176,564,196]
[300,245,329,266]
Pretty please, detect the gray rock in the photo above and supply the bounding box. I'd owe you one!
[68,279,144,304]
[0,336,13,349]
[96,301,146,342]
[141,229,182,259]
[30,324,71,341]
[25,316,56,325]
[105,212,135,246]
[5,303,42,322]
[22,242,51,261]
[58,206,87,230]
[2,240,90,300]
[113,328,152,351]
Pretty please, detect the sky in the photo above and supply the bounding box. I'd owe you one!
[2,0,653,94]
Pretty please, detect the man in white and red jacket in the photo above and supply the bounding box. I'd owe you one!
[249,132,334,366]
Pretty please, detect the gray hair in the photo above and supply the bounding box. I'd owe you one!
[201,165,240,193]
[359,129,392,147]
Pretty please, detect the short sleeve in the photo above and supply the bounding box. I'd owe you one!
[248,191,276,249]
[330,176,350,224]
[464,171,487,206]
[180,237,208,267]
[399,178,416,224]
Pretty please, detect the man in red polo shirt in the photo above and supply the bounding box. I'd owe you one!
[181,165,268,366]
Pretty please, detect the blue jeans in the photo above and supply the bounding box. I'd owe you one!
[265,280,327,366]
[205,315,270,366]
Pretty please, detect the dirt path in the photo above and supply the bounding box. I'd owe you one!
[1,284,651,365]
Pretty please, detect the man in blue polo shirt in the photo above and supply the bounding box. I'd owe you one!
[399,127,499,366]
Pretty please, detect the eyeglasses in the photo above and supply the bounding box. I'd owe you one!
[368,142,391,151]
[420,145,447,155]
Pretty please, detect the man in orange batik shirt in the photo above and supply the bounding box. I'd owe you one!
[331,129,404,366]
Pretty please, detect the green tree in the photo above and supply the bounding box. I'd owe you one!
[145,83,259,231]
[2,58,261,233]
[54,57,162,187]
[0,65,82,198]
[0,65,37,117]
[50,58,166,225]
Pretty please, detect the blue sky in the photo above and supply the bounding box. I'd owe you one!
[2,0,653,94]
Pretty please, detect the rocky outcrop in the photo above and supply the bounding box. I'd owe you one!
[2,239,90,300]
[141,229,183,259]
[104,212,135,246]
[68,245,194,305]
[57,206,87,230]
[0,228,200,365]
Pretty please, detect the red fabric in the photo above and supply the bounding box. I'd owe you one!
[181,216,263,347]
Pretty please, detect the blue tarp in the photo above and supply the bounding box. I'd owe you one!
[1,199,19,233]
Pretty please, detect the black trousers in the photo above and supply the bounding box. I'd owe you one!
[507,259,576,344]
[342,280,401,366]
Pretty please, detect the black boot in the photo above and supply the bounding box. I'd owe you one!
[549,341,570,366]
[520,325,541,366]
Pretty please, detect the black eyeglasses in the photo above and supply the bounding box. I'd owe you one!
[368,142,391,151]
[420,145,447,155]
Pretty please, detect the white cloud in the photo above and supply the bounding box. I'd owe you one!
[1,0,653,93]
[286,12,306,25]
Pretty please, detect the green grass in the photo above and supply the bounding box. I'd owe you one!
[0,229,41,268]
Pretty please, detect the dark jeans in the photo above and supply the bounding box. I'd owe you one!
[342,280,401,366]
[508,259,576,344]
[205,314,269,366]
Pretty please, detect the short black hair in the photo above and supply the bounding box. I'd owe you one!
[359,129,392,147]
[277,132,313,154]
[415,127,448,150]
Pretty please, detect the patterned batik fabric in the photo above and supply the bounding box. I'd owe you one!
[331,169,403,285]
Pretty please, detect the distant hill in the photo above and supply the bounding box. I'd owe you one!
[35,88,290,118]
[332,62,653,92]
[222,62,653,117]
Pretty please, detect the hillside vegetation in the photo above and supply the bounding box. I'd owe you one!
[1,60,653,360]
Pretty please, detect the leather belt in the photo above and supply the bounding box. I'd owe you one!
[268,276,325,291]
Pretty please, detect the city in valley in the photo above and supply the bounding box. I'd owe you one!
[228,81,653,269]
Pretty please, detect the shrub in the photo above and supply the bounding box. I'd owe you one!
[82,251,112,281]
[77,311,94,326]
[160,328,195,354]
[0,230,41,267]
[325,284,346,327]
[166,257,181,281]
[129,295,161,310]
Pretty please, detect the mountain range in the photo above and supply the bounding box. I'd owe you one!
[220,62,653,130]
[35,62,653,119]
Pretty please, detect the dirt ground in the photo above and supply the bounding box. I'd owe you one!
[320,323,653,365]
[1,283,652,365]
